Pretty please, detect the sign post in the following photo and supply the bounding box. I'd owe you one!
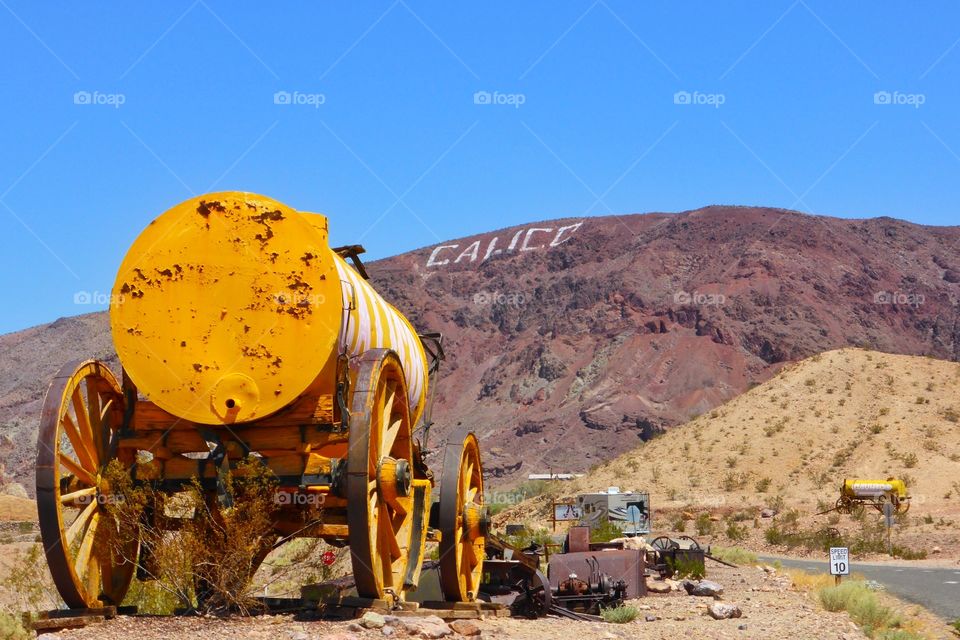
[883,502,895,555]
[829,546,850,585]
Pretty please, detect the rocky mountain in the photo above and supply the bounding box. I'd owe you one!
[2,206,959,491]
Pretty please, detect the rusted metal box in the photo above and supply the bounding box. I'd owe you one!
[566,526,591,553]
[547,550,646,599]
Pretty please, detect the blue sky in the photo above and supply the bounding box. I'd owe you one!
[0,1,958,333]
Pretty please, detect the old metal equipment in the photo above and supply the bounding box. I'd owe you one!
[833,478,911,515]
[35,192,485,609]
[647,535,735,578]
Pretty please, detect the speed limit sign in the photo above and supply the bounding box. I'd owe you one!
[829,547,850,576]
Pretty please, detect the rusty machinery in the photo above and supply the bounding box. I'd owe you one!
[35,192,487,609]
[479,527,641,620]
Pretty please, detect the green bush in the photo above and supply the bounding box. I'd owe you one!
[0,614,30,640]
[695,513,714,536]
[725,521,748,542]
[818,582,903,638]
[600,603,639,623]
[590,518,626,543]
[710,546,757,565]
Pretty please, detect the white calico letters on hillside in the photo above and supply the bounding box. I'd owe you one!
[426,222,583,268]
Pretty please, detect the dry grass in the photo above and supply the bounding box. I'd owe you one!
[0,496,36,522]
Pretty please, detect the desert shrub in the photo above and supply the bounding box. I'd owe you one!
[670,515,687,533]
[512,479,554,499]
[943,408,959,423]
[901,453,918,468]
[695,513,713,536]
[0,614,30,640]
[819,581,902,637]
[590,518,625,543]
[755,477,772,493]
[0,543,60,613]
[105,457,287,614]
[600,603,639,623]
[721,472,748,492]
[667,555,705,580]
[503,527,553,554]
[725,521,748,542]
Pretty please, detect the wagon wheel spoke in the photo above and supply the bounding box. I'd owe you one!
[60,455,96,487]
[62,413,97,473]
[66,500,98,543]
[61,486,97,505]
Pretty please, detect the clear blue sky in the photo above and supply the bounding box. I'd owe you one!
[1,1,958,334]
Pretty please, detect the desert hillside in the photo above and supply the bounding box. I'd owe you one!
[500,349,960,557]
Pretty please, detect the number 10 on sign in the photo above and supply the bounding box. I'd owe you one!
[830,547,850,580]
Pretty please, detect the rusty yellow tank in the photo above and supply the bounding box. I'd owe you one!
[109,192,428,426]
[841,478,908,501]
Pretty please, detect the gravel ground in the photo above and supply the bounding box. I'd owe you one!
[43,565,879,640]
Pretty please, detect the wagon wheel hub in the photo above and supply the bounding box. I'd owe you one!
[377,457,412,502]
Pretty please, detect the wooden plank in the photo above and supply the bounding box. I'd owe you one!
[133,395,336,431]
[37,606,117,620]
[32,615,104,631]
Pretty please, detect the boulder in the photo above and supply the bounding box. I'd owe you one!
[383,615,452,639]
[683,579,724,598]
[360,611,386,629]
[448,620,481,636]
[645,578,672,594]
[708,602,742,620]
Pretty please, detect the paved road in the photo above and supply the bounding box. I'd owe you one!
[760,556,960,622]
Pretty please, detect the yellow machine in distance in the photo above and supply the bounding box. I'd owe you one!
[835,478,910,514]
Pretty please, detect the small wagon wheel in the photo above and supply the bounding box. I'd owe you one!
[347,350,416,601]
[650,536,679,552]
[36,360,138,608]
[516,569,551,618]
[677,535,702,551]
[437,430,487,602]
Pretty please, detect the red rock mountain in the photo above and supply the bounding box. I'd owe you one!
[2,206,959,489]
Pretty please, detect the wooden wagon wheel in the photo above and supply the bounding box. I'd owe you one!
[36,360,139,608]
[437,430,487,602]
[347,350,416,601]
